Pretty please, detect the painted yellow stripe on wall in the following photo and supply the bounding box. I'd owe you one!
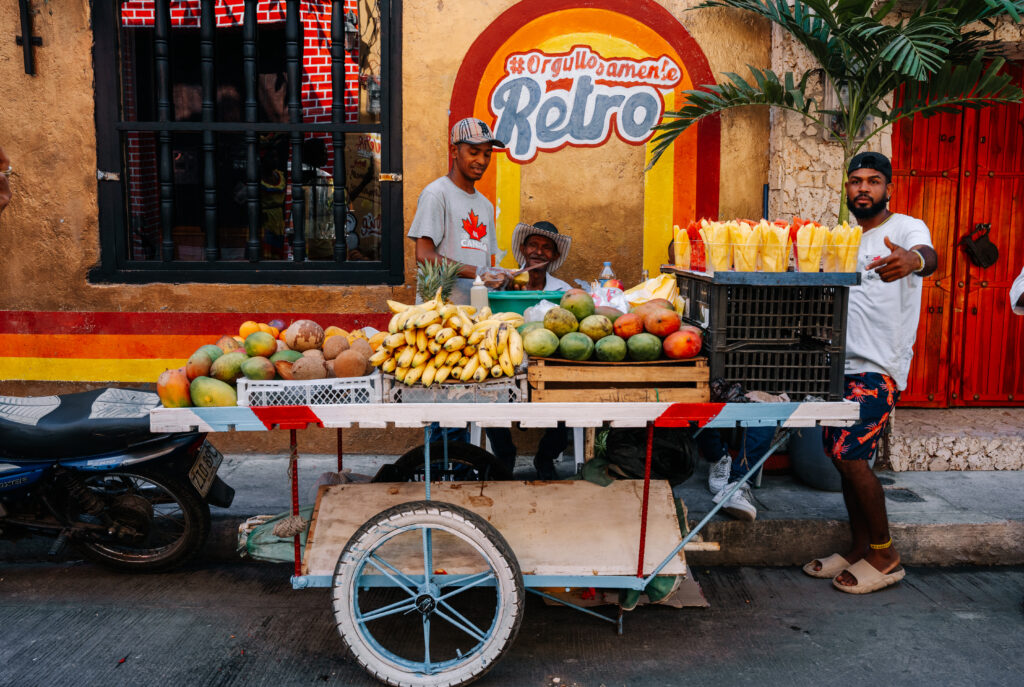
[494,154,521,269]
[643,88,675,277]
[0,357,187,383]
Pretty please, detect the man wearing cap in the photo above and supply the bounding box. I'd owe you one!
[408,117,507,303]
[805,151,938,594]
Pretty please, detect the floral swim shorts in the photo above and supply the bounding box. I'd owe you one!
[823,373,900,462]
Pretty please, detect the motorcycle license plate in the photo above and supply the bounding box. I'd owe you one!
[189,441,223,497]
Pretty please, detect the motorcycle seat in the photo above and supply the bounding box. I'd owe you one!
[0,388,161,460]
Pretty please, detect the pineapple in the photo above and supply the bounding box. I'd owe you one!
[416,258,463,303]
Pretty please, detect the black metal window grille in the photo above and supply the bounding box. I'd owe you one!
[91,0,403,285]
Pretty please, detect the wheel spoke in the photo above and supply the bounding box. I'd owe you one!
[365,555,419,597]
[422,526,433,585]
[356,598,418,624]
[435,571,495,601]
[434,606,487,643]
[422,614,432,673]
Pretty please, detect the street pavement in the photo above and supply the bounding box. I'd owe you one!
[1,560,1021,686]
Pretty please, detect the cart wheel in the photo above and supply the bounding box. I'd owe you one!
[333,501,524,687]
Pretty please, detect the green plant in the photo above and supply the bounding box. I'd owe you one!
[416,257,464,303]
[648,0,1024,221]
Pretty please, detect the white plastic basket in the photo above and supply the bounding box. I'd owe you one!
[236,372,382,407]
[382,373,527,404]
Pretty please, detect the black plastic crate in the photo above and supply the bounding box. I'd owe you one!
[713,347,844,400]
[666,268,860,401]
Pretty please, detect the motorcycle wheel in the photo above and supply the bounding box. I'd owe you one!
[74,469,211,572]
[382,442,513,483]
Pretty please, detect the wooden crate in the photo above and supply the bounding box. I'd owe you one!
[527,357,709,403]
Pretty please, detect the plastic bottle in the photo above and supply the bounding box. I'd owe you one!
[598,261,616,288]
[470,275,489,311]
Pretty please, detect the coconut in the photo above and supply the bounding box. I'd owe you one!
[333,350,368,378]
[291,356,328,380]
[350,337,372,359]
[302,348,325,361]
[284,319,325,352]
[323,335,350,360]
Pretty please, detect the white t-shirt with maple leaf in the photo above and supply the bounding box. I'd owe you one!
[408,175,498,283]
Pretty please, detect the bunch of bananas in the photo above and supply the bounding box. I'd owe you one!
[368,292,526,386]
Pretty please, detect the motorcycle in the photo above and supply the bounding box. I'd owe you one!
[0,387,234,572]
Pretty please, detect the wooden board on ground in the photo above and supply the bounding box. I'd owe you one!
[528,357,709,403]
[303,480,688,579]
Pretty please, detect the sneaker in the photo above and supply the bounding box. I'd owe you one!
[713,482,757,521]
[708,454,731,495]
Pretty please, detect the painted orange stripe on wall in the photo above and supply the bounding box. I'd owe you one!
[0,334,218,359]
[0,357,187,383]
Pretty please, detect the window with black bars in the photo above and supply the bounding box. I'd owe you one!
[91,0,403,285]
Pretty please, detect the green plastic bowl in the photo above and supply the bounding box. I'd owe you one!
[487,290,565,315]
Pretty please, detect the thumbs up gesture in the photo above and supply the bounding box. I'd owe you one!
[866,236,918,282]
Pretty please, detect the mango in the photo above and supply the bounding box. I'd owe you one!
[209,351,248,383]
[197,344,225,362]
[270,349,303,363]
[560,289,596,321]
[185,349,214,381]
[244,331,277,357]
[190,376,238,407]
[157,368,192,407]
[241,356,276,380]
[558,332,594,361]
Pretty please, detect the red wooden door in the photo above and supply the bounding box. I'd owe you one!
[892,63,1024,406]
[956,62,1024,405]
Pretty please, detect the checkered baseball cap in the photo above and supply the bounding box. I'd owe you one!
[450,117,504,147]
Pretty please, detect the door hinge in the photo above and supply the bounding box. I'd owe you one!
[379,173,403,183]
[97,170,121,182]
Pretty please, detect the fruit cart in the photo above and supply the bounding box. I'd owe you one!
[150,397,858,687]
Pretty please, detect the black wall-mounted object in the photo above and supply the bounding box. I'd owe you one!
[16,0,43,76]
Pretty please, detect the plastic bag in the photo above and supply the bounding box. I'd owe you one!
[523,299,560,322]
[591,286,629,312]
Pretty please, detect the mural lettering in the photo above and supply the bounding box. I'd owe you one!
[489,46,682,162]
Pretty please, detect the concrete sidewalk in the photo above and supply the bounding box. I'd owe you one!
[208,451,1024,568]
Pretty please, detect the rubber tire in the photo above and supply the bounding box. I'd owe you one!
[385,441,514,482]
[333,501,524,687]
[75,468,211,572]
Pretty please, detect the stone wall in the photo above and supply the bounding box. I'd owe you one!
[887,409,1024,472]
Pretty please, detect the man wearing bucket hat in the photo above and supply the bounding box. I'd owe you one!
[806,151,937,594]
[408,117,509,303]
[510,221,573,291]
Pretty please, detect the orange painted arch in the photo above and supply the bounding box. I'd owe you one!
[450,0,720,274]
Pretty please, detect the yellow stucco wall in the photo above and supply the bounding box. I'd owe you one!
[0,0,768,313]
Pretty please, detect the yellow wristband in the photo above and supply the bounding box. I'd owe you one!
[910,249,925,273]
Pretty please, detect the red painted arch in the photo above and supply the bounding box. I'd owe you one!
[449,0,721,219]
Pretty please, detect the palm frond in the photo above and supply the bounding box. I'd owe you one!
[647,68,816,169]
[886,55,1023,123]
[844,12,959,80]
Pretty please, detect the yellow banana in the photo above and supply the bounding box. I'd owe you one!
[457,311,475,337]
[427,340,442,355]
[386,299,410,314]
[483,326,498,359]
[456,305,476,317]
[509,329,523,366]
[381,357,397,373]
[405,363,426,386]
[415,310,441,329]
[435,365,452,384]
[497,324,510,356]
[394,308,416,331]
[421,365,437,387]
[478,347,493,368]
[497,312,525,326]
[439,304,458,320]
[467,329,488,346]
[471,318,501,333]
[460,355,480,382]
[412,349,432,368]
[384,333,406,351]
[434,327,457,344]
[464,345,477,357]
[425,323,443,338]
[449,366,462,380]
[368,349,389,366]
[396,346,416,368]
[387,313,402,334]
[415,328,428,352]
[490,364,503,378]
[404,329,416,347]
[473,365,490,382]
[443,336,467,352]
[457,355,470,368]
[394,366,408,383]
[475,306,492,322]
[499,347,515,377]
[403,309,424,331]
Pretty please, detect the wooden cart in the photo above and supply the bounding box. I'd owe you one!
[151,400,857,687]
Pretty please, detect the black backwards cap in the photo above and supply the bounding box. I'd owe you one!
[847,151,892,183]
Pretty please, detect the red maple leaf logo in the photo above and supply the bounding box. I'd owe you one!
[462,210,487,241]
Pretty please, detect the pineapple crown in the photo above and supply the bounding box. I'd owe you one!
[416,257,463,303]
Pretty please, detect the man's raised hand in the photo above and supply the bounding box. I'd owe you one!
[866,236,917,282]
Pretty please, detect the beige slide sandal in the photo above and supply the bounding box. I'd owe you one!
[832,558,906,594]
[803,553,850,579]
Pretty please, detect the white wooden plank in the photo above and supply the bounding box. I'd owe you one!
[303,480,688,579]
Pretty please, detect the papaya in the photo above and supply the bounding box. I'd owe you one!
[157,368,192,407]
[190,376,238,407]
